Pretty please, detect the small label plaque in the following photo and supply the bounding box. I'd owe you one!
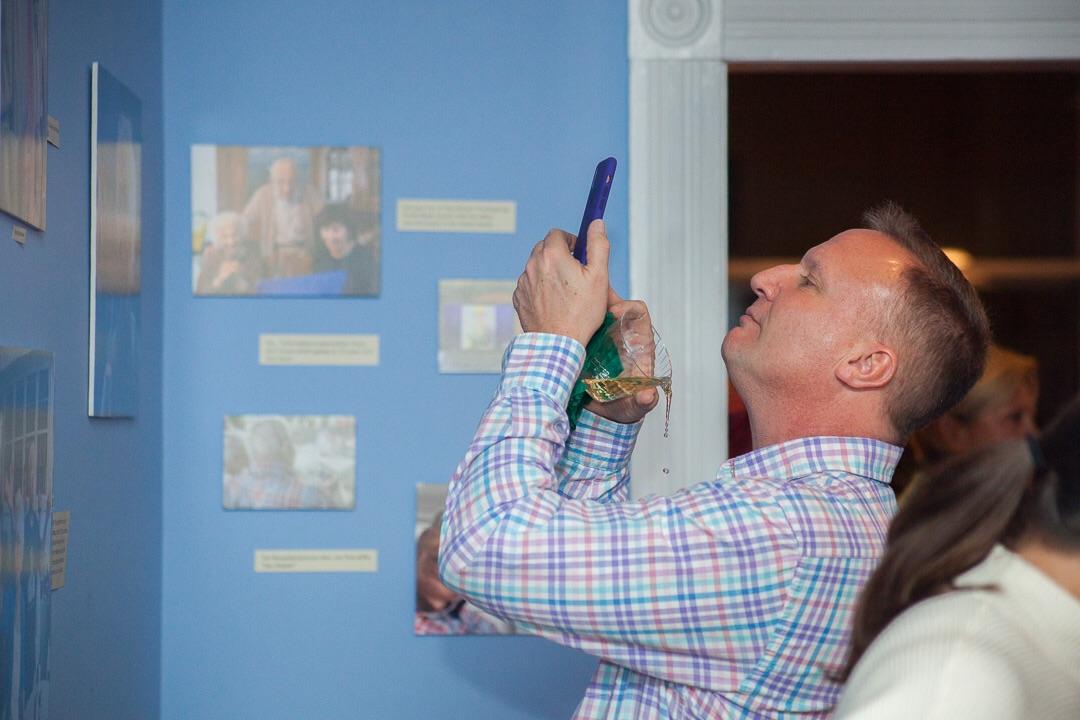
[254,549,379,574]
[52,511,71,590]
[258,333,380,366]
[397,199,516,234]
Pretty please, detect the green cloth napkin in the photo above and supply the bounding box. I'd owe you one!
[566,312,624,430]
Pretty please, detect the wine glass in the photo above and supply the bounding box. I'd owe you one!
[581,311,672,404]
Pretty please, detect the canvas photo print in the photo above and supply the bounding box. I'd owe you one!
[438,280,522,373]
[191,145,380,296]
[1,347,54,719]
[223,415,356,510]
[89,63,142,418]
[414,483,514,635]
[0,0,48,229]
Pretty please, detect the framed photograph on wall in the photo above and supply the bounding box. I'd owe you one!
[414,483,515,635]
[191,144,381,297]
[223,415,356,510]
[89,63,142,418]
[0,0,49,229]
[1,346,55,718]
[438,280,522,373]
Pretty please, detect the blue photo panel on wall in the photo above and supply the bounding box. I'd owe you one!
[89,62,142,418]
[0,346,54,720]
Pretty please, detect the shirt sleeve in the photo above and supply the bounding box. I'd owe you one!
[440,333,799,690]
[555,408,640,502]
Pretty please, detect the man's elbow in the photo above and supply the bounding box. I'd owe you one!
[436,539,468,597]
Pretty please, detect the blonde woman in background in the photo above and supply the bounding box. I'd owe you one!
[892,345,1038,497]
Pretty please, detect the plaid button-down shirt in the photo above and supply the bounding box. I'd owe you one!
[441,334,901,718]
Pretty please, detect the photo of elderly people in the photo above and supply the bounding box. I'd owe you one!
[191,145,380,296]
[222,414,356,510]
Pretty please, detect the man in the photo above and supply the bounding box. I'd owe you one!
[242,157,323,278]
[439,203,989,717]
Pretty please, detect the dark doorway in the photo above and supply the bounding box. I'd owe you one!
[728,66,1080,428]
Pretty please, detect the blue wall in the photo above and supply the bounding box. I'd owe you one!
[0,0,164,719]
[162,2,628,718]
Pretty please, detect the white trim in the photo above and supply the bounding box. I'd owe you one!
[88,62,99,416]
[629,4,729,495]
[629,0,724,59]
[723,0,1080,61]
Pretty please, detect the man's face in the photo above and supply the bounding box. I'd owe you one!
[722,229,914,397]
[269,159,296,200]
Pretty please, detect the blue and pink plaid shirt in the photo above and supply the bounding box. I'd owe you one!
[440,334,901,718]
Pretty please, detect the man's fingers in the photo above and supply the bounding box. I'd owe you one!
[543,228,574,257]
[585,385,661,425]
[528,237,547,259]
[636,388,660,411]
[610,298,649,323]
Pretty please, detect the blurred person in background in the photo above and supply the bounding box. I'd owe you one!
[414,512,512,636]
[224,419,330,509]
[195,211,266,295]
[312,204,379,295]
[835,392,1080,719]
[243,157,323,278]
[892,344,1038,497]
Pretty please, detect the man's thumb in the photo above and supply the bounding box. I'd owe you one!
[587,219,610,276]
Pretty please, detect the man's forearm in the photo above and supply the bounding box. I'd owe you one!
[440,334,641,594]
[440,334,584,589]
[555,408,639,501]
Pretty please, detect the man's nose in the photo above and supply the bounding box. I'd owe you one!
[749,264,796,301]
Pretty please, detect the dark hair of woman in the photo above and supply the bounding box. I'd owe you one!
[839,392,1080,681]
[314,203,356,235]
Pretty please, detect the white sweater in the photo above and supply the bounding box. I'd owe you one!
[835,544,1080,719]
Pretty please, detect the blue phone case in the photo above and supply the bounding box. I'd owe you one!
[573,157,617,265]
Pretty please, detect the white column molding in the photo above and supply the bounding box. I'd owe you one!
[722,1,1080,62]
[629,0,728,496]
[629,0,724,59]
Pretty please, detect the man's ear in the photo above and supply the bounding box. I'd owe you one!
[836,344,897,390]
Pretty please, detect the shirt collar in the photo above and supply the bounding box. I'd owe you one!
[723,436,902,485]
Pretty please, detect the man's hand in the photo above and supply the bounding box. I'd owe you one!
[586,289,661,425]
[513,220,610,348]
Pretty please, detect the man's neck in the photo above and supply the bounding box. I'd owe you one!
[746,397,897,449]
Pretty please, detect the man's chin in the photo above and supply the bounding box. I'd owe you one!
[720,332,741,365]
[721,326,751,352]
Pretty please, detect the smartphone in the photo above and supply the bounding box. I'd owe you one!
[573,157,617,265]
